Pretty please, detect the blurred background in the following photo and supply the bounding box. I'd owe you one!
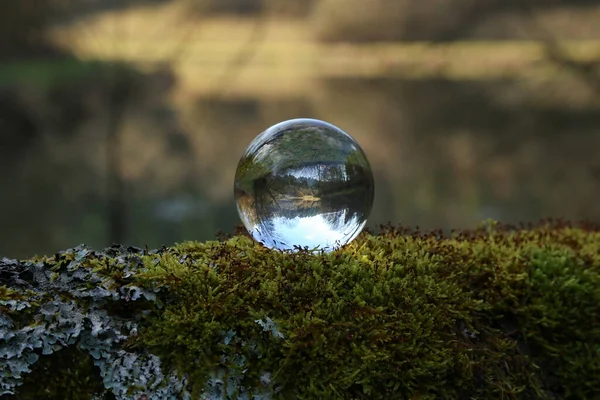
[1,0,599,258]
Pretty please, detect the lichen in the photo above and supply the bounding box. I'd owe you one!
[1,245,189,399]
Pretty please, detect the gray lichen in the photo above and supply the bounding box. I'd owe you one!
[0,245,189,399]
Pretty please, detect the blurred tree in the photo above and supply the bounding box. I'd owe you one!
[312,0,600,42]
[0,89,38,160]
[515,0,600,100]
[182,0,315,17]
[182,0,262,15]
[0,0,63,59]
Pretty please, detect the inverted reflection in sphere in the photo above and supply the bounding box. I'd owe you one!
[234,118,374,252]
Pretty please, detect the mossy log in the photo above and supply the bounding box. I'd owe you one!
[1,220,600,399]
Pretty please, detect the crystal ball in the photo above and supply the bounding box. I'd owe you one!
[234,118,374,251]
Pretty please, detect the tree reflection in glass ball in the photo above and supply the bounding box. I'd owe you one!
[234,118,374,252]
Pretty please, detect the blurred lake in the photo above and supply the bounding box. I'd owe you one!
[1,0,599,258]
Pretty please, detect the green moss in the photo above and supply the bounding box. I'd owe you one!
[1,220,600,399]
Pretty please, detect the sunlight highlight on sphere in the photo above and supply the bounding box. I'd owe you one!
[234,118,374,252]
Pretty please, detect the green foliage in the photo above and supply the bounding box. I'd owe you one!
[1,220,599,399]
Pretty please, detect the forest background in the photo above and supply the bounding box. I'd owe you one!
[1,0,599,258]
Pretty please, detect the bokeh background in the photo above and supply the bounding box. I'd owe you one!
[2,0,600,258]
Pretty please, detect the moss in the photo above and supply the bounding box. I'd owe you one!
[1,220,599,399]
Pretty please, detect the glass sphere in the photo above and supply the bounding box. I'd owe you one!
[234,118,374,252]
